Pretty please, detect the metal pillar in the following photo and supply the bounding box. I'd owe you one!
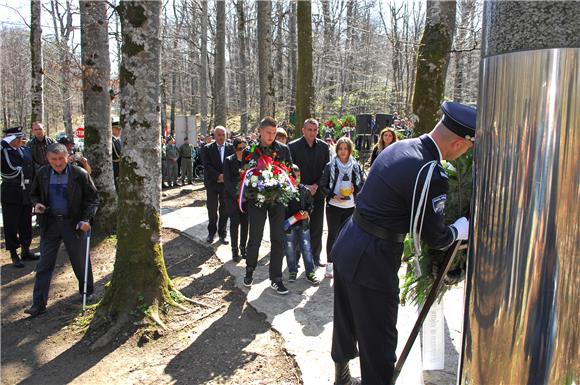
[459,2,580,384]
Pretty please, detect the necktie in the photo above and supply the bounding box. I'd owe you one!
[219,145,224,163]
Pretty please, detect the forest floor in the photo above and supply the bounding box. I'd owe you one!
[0,182,302,385]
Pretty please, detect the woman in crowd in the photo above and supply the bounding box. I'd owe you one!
[275,127,288,144]
[320,137,364,278]
[369,127,397,167]
[223,137,248,262]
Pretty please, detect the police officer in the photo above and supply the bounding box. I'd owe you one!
[112,119,122,190]
[178,137,195,184]
[1,126,39,267]
[330,102,474,385]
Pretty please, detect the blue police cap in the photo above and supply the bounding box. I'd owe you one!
[441,101,476,142]
[112,119,120,127]
[3,126,24,137]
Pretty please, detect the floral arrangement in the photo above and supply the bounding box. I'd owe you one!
[319,114,357,140]
[238,144,298,209]
[400,151,473,305]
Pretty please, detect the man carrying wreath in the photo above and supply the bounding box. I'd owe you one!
[241,116,293,295]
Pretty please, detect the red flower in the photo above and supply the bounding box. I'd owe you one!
[257,154,273,170]
[273,167,281,175]
[245,154,251,161]
[252,169,260,176]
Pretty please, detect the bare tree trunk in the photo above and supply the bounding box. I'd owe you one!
[296,0,313,130]
[412,0,456,136]
[100,0,178,325]
[214,0,227,126]
[30,0,44,125]
[236,0,249,133]
[199,0,209,134]
[80,0,117,234]
[189,5,199,117]
[288,0,297,117]
[257,0,274,117]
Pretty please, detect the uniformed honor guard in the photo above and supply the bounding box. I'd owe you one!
[178,137,195,185]
[112,119,122,190]
[330,102,475,385]
[1,126,40,267]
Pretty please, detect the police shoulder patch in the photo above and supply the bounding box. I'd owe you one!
[432,194,447,215]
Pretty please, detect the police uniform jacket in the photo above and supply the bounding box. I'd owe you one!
[203,141,234,189]
[30,164,99,234]
[1,141,34,205]
[333,134,457,292]
[112,136,122,163]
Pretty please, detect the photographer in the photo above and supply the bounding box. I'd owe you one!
[58,136,92,175]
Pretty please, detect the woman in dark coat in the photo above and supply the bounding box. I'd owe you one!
[223,137,248,262]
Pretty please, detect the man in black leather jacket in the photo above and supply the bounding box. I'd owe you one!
[25,143,99,317]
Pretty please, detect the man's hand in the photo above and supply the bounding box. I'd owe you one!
[34,203,46,214]
[306,184,318,196]
[217,174,224,183]
[76,221,91,232]
[451,217,469,240]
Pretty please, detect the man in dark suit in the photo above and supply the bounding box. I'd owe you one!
[289,118,330,266]
[202,125,233,244]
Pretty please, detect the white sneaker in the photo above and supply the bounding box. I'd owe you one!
[325,263,333,278]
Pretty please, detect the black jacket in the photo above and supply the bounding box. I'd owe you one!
[27,136,56,170]
[319,160,364,202]
[30,164,99,234]
[285,184,314,230]
[288,137,330,201]
[203,141,234,189]
[223,153,243,200]
[241,140,293,168]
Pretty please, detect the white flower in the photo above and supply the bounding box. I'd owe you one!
[250,175,258,183]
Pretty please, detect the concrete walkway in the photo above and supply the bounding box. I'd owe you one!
[161,206,463,385]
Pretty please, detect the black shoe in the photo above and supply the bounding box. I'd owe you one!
[334,362,360,385]
[240,247,247,260]
[24,304,46,317]
[219,237,229,245]
[243,270,253,287]
[21,248,40,260]
[270,280,289,295]
[206,234,215,244]
[314,259,326,267]
[232,253,241,263]
[10,251,24,268]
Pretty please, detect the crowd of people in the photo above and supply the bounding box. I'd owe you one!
[2,100,476,385]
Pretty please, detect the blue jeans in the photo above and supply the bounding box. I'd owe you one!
[284,226,315,274]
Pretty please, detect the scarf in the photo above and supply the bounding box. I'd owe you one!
[330,155,361,196]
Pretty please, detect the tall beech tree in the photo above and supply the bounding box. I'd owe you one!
[257,0,274,117]
[80,1,117,234]
[96,1,185,344]
[412,0,456,135]
[296,0,313,133]
[214,0,227,126]
[30,0,43,125]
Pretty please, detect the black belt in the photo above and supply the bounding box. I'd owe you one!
[352,209,405,243]
[49,214,70,220]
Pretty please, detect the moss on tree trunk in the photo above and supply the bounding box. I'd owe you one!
[412,1,456,136]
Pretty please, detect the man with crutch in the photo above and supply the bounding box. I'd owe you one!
[25,143,99,317]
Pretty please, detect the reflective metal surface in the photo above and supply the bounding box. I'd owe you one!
[459,48,580,384]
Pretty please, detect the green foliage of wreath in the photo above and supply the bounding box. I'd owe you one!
[400,150,473,305]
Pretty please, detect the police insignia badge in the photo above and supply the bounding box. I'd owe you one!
[432,194,447,215]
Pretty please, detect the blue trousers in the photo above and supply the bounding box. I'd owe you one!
[284,226,315,274]
[32,218,93,307]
